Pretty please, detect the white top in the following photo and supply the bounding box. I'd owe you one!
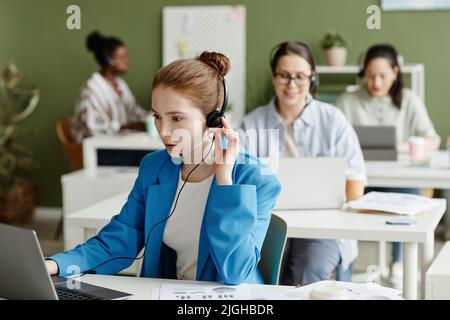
[282,122,299,157]
[163,173,214,280]
[72,72,148,143]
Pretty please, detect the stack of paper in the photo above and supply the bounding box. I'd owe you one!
[347,191,438,216]
[265,280,403,300]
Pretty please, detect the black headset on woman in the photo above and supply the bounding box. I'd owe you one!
[206,76,228,128]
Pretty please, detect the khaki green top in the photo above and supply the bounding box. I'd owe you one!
[335,86,440,145]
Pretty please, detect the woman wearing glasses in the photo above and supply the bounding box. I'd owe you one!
[241,42,365,286]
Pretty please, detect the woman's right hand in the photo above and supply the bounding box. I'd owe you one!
[45,260,58,275]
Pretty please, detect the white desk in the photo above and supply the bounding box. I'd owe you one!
[274,200,446,300]
[61,168,138,250]
[78,274,288,300]
[65,192,446,300]
[83,134,450,191]
[365,158,450,274]
[366,160,450,189]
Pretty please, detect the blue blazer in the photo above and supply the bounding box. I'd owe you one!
[51,150,281,284]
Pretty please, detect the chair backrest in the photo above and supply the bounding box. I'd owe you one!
[258,214,288,285]
[56,117,83,170]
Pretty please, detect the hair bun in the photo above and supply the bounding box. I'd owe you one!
[86,31,104,52]
[197,51,230,77]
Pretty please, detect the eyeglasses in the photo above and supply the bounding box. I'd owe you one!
[273,72,313,86]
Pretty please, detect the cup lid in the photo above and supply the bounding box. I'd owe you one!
[408,136,425,143]
[346,171,366,181]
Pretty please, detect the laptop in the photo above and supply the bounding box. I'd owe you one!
[0,222,132,300]
[354,126,397,161]
[262,157,346,210]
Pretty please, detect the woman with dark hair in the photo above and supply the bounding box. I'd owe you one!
[241,41,365,286]
[336,44,439,149]
[72,31,147,143]
[336,44,440,288]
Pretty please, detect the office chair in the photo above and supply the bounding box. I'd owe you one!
[55,117,83,239]
[258,214,288,285]
[56,117,83,171]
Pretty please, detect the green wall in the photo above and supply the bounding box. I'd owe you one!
[1,0,449,206]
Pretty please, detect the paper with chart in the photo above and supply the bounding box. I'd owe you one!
[347,191,438,216]
[159,283,251,300]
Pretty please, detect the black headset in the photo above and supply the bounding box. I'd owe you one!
[205,76,228,128]
[269,41,318,93]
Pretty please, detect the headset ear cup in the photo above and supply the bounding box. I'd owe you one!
[310,73,318,93]
[206,111,223,128]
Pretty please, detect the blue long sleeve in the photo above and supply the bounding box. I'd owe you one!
[205,178,281,284]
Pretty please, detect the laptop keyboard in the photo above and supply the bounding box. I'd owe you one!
[55,286,105,300]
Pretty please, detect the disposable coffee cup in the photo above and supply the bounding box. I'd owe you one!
[409,136,426,165]
[346,172,366,202]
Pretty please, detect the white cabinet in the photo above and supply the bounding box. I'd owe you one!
[426,241,450,299]
[316,64,425,102]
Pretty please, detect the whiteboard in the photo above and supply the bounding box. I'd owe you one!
[163,5,246,127]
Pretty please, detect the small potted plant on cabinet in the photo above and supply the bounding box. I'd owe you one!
[321,31,349,66]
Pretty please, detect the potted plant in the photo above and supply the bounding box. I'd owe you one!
[0,62,40,224]
[320,31,349,66]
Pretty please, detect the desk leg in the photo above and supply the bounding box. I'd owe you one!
[421,236,434,299]
[377,241,388,278]
[403,242,418,300]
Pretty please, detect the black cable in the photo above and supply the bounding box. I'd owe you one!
[81,138,215,276]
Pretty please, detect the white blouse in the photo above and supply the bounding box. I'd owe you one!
[72,72,147,143]
[163,173,214,280]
